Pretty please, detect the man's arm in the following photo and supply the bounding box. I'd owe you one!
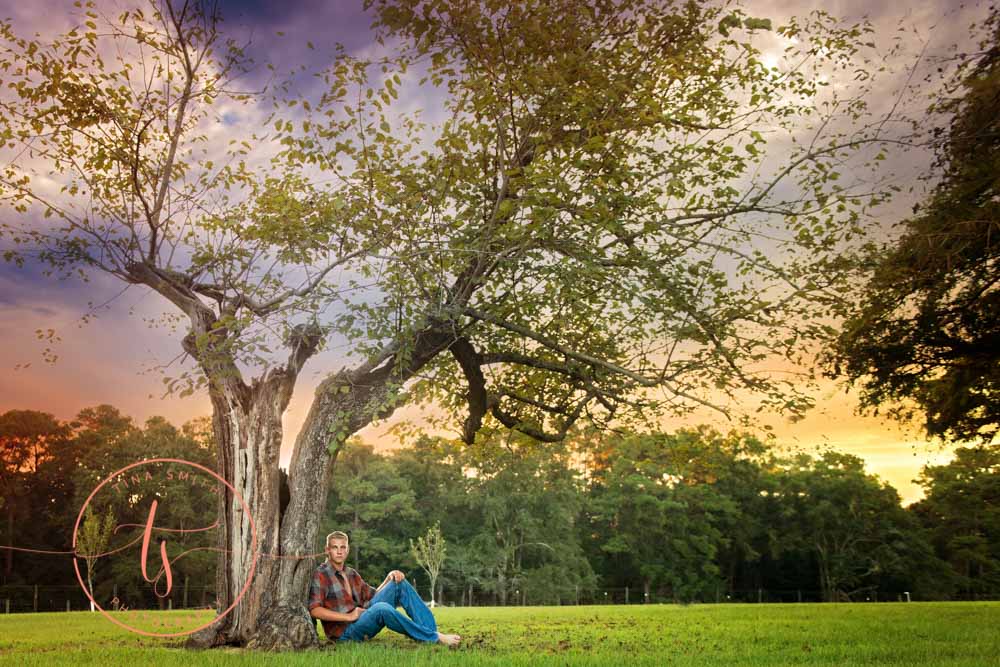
[310,606,362,623]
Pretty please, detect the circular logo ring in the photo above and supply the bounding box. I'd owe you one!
[72,457,258,638]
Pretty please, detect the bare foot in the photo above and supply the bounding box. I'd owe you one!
[437,632,461,647]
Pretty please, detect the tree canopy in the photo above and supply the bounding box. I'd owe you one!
[0,0,906,441]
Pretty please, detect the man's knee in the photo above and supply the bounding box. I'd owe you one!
[370,601,394,616]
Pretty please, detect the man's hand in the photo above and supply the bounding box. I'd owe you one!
[347,607,364,622]
[385,570,405,584]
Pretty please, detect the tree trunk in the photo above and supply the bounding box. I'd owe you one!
[185,328,453,651]
[352,509,360,572]
[817,549,833,603]
[3,503,12,579]
[185,376,301,649]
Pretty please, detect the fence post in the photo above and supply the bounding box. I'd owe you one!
[757,588,762,604]
[66,600,70,612]
[33,585,38,612]
[575,585,579,605]
[5,598,9,614]
[183,576,189,609]
[625,586,629,605]
[715,585,720,604]
[168,598,173,611]
[873,591,878,603]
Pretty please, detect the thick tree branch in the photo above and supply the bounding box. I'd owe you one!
[448,336,488,444]
[489,392,590,443]
[463,306,657,387]
[481,350,622,411]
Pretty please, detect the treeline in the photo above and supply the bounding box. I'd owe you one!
[0,406,217,609]
[2,407,998,609]
[326,429,1000,604]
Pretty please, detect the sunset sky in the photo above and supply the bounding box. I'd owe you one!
[0,0,989,504]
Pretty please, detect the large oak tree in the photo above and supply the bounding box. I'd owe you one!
[1,0,910,649]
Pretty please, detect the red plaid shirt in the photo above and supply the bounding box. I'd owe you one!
[307,561,376,639]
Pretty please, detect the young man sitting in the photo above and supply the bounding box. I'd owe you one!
[307,530,461,646]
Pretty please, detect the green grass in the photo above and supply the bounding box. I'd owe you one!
[1,603,998,666]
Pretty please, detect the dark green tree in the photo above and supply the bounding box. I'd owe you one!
[911,446,1000,596]
[830,9,1000,441]
[585,432,737,602]
[653,428,772,594]
[460,434,594,605]
[0,410,71,583]
[773,452,935,601]
[391,437,468,533]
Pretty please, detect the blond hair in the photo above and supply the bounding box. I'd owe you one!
[326,531,349,547]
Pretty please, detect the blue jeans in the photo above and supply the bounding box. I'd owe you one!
[339,579,438,643]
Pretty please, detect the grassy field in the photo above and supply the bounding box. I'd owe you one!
[1,602,998,666]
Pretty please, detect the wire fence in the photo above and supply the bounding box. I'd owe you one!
[0,584,216,614]
[434,586,1000,607]
[2,584,998,614]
